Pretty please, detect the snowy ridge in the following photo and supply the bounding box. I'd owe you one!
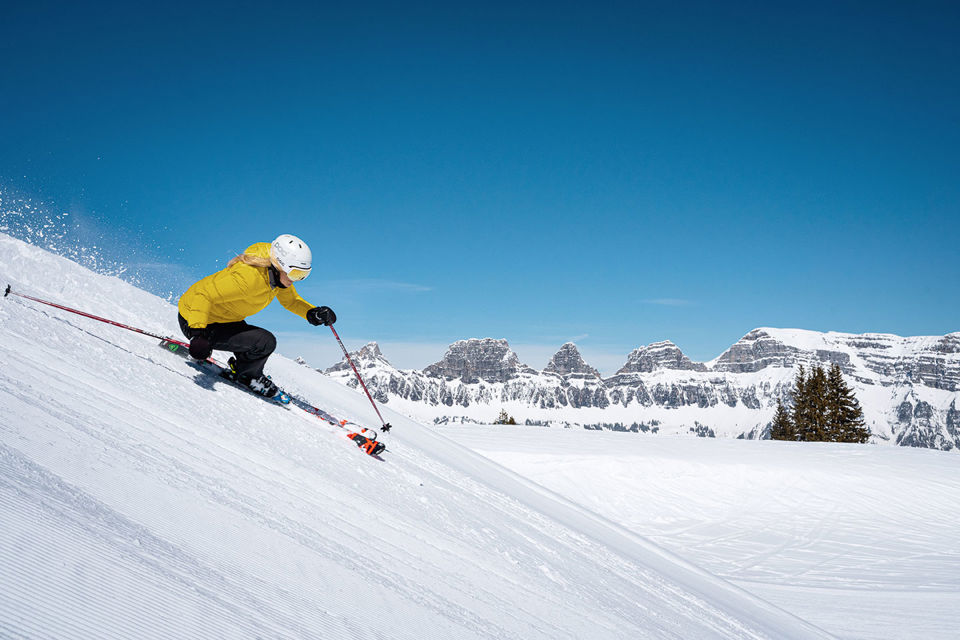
[324,328,960,450]
[0,231,832,638]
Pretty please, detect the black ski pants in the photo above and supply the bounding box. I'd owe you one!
[178,314,276,379]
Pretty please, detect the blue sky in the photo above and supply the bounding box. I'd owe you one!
[2,1,958,373]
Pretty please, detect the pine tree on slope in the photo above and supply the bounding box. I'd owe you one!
[826,363,870,443]
[804,365,830,442]
[791,366,812,439]
[771,397,796,441]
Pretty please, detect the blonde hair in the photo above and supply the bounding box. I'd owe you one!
[227,253,272,269]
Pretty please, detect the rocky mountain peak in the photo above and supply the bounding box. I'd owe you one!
[543,342,600,378]
[711,330,800,373]
[424,338,534,383]
[324,342,392,373]
[616,340,707,374]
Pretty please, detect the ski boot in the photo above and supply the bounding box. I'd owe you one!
[222,357,283,401]
[245,373,279,398]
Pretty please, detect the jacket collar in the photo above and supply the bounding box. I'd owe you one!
[268,265,288,289]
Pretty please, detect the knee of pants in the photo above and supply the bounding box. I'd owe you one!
[259,330,277,356]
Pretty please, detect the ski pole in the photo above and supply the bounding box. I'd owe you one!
[329,324,392,432]
[5,284,233,368]
[5,284,172,342]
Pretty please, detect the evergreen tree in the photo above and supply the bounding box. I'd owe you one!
[785,363,870,444]
[494,409,517,425]
[825,363,844,441]
[804,365,830,442]
[791,365,811,438]
[770,397,795,440]
[826,364,870,443]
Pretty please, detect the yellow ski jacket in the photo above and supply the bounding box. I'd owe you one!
[178,242,314,330]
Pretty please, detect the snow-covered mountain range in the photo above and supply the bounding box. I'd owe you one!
[323,331,960,450]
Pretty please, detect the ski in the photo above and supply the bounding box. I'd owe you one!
[287,396,387,457]
[159,339,386,457]
[159,338,292,404]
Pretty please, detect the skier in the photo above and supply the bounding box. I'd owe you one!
[177,234,336,398]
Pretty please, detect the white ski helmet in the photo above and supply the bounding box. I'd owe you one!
[270,234,312,281]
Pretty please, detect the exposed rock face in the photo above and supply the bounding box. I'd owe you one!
[896,396,949,450]
[912,335,960,391]
[712,329,798,373]
[423,338,536,383]
[712,330,960,392]
[322,329,960,451]
[544,343,600,378]
[711,329,851,373]
[948,400,960,446]
[617,341,707,374]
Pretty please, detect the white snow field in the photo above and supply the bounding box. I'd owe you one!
[0,232,947,639]
[438,426,960,640]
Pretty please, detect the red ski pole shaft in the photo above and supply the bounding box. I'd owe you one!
[4,284,170,341]
[329,324,390,430]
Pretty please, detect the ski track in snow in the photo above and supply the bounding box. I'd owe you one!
[1,232,842,638]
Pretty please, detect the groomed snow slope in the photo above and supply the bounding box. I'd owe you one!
[0,233,831,639]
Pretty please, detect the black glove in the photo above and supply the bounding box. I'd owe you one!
[189,334,213,360]
[307,306,336,326]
